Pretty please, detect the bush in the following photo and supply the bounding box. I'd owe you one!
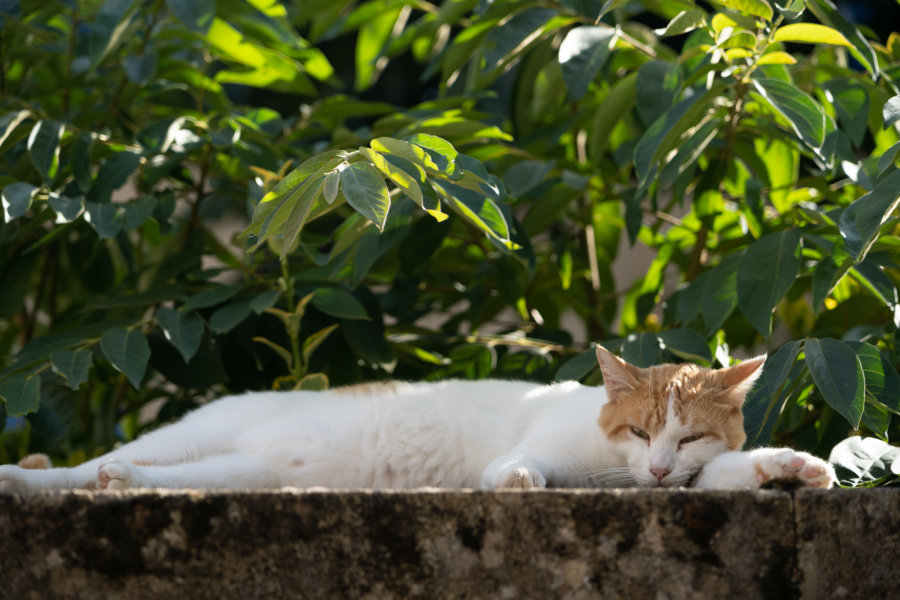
[1,0,899,482]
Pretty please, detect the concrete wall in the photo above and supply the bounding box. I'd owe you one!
[1,488,896,599]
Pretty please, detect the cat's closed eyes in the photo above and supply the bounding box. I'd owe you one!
[0,347,835,492]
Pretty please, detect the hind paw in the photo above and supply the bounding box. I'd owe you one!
[98,459,147,490]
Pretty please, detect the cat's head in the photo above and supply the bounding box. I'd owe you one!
[595,346,765,488]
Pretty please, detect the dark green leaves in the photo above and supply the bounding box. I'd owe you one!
[0,373,41,416]
[340,162,390,231]
[100,328,151,389]
[156,307,204,362]
[751,78,826,151]
[805,337,864,428]
[558,26,615,101]
[27,121,64,183]
[166,0,215,34]
[839,169,900,260]
[50,349,93,390]
[2,182,36,221]
[737,230,801,337]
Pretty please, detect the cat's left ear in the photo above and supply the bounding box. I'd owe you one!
[716,356,766,405]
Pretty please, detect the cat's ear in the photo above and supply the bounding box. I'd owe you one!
[716,355,766,406]
[595,345,641,402]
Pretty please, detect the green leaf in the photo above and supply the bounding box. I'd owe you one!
[773,23,851,46]
[655,9,706,37]
[839,169,900,260]
[438,181,511,245]
[659,329,712,362]
[86,150,142,204]
[302,324,340,365]
[708,0,773,20]
[824,79,870,147]
[558,26,615,101]
[804,337,864,429]
[296,372,329,391]
[504,160,554,197]
[775,0,806,19]
[165,0,215,34]
[883,95,900,130]
[89,0,139,66]
[311,287,370,320]
[48,193,84,223]
[0,110,30,148]
[406,133,460,175]
[250,290,282,314]
[877,141,900,175]
[156,307,204,363]
[84,202,124,239]
[621,332,663,368]
[806,0,878,78]
[281,177,325,260]
[340,162,390,231]
[701,251,742,333]
[123,52,158,85]
[2,182,36,221]
[355,4,400,90]
[123,196,157,230]
[634,83,726,185]
[184,284,242,310]
[209,297,254,334]
[0,373,41,416]
[751,78,826,150]
[764,340,803,393]
[737,230,801,337]
[829,436,900,486]
[360,147,424,207]
[50,349,93,390]
[100,328,151,389]
[253,336,293,370]
[27,120,64,183]
[324,171,340,204]
[554,347,600,382]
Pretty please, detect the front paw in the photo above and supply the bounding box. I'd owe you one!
[98,458,146,490]
[754,449,835,489]
[496,467,547,489]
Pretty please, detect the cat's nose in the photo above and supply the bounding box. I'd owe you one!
[650,467,670,481]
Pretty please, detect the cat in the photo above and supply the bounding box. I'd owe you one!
[0,346,835,492]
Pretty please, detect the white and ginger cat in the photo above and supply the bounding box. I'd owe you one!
[0,347,835,492]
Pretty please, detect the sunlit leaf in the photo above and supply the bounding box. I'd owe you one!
[340,162,390,230]
[773,23,851,46]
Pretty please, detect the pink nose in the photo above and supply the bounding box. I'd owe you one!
[650,467,670,481]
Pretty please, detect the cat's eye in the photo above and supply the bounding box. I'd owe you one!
[679,434,703,445]
[630,426,650,440]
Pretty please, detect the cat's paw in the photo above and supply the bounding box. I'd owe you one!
[753,449,835,489]
[496,467,547,489]
[98,458,147,490]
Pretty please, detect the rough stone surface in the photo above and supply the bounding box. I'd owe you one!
[795,488,900,599]
[0,488,890,599]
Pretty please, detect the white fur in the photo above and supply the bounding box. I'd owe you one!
[0,379,835,492]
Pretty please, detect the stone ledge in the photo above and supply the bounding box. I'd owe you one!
[0,488,893,599]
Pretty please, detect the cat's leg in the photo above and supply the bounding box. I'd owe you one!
[0,459,102,492]
[0,417,231,492]
[694,448,836,490]
[481,453,547,489]
[97,454,282,490]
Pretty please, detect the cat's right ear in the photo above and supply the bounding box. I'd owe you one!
[595,345,640,402]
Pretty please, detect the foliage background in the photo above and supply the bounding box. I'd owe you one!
[2,0,900,485]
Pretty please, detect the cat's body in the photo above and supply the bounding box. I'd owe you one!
[0,348,835,492]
